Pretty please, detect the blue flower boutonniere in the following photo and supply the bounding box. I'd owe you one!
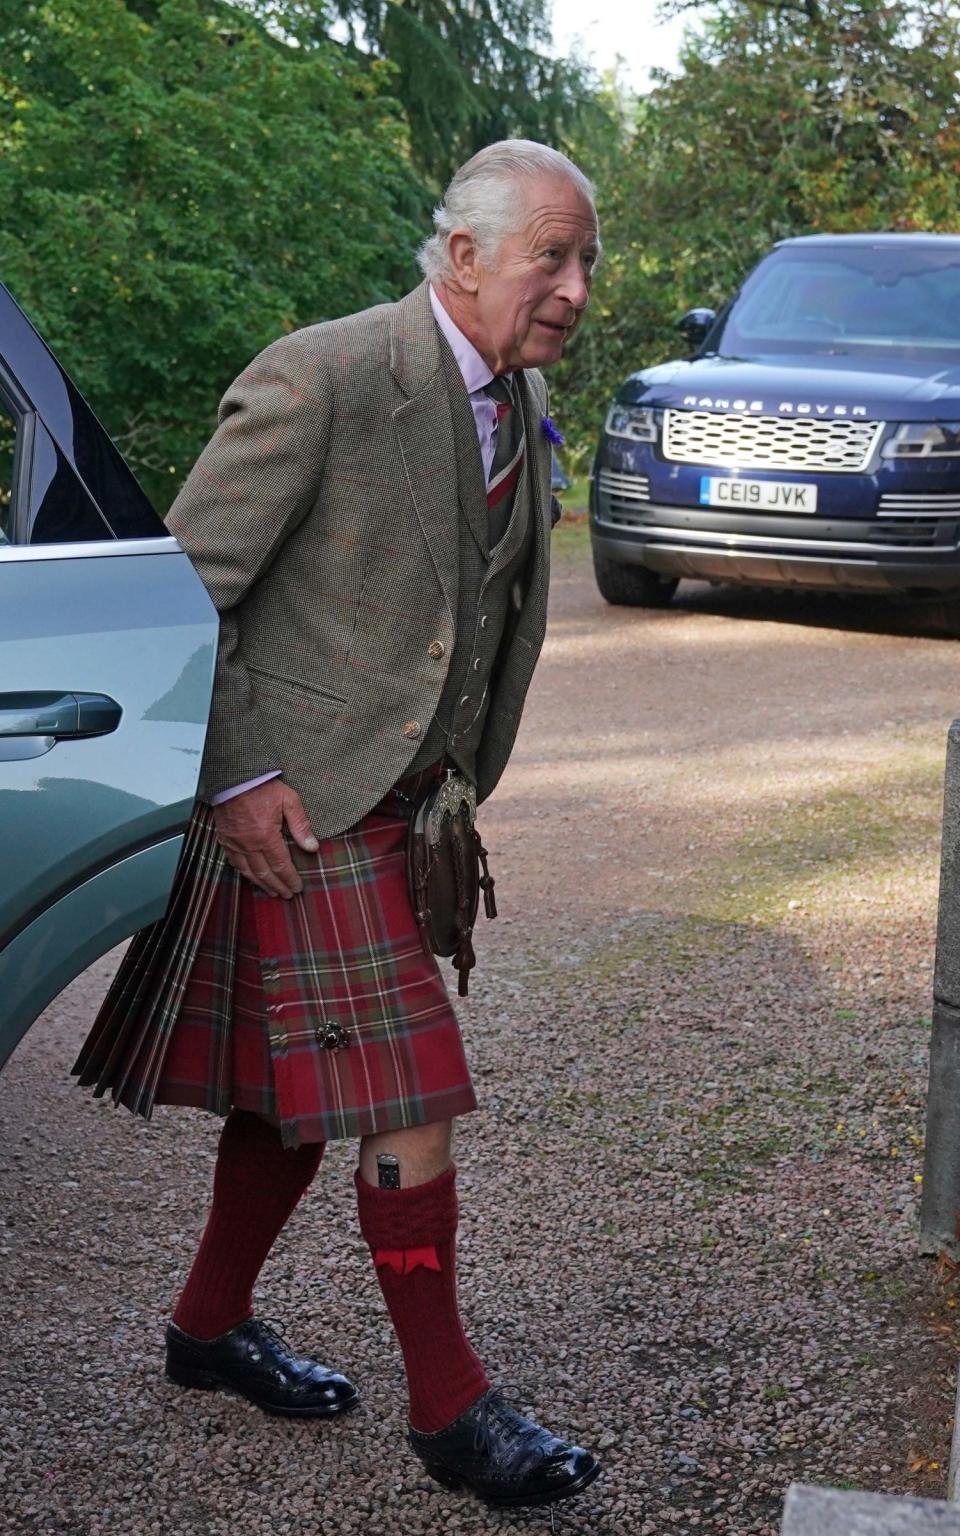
[541,415,565,447]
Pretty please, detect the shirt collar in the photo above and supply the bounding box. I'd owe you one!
[429,284,498,396]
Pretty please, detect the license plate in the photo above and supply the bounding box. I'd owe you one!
[699,476,818,513]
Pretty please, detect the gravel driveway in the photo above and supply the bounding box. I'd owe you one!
[3,523,960,1535]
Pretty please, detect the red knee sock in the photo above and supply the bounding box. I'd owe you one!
[355,1163,490,1433]
[172,1109,324,1340]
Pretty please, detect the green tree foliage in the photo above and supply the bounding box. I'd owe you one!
[0,0,424,508]
[555,0,960,468]
[10,0,958,499]
[304,0,596,185]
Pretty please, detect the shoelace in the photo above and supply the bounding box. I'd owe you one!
[471,1387,607,1536]
[471,1384,543,1458]
[256,1317,295,1357]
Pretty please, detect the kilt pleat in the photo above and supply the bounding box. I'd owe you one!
[72,808,233,1114]
[71,800,477,1147]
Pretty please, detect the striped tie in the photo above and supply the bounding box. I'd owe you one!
[485,374,525,548]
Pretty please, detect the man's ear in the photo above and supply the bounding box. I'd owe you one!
[447,229,481,293]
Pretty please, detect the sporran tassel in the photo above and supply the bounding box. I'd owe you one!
[476,836,498,921]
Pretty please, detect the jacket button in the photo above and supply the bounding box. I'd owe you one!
[403,720,422,739]
[473,658,481,670]
[428,640,445,659]
[480,614,489,629]
[460,696,471,709]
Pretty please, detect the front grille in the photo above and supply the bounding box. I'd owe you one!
[662,409,883,474]
[596,467,651,505]
[879,492,960,517]
[865,519,942,547]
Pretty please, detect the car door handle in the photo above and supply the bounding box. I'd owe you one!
[0,691,123,738]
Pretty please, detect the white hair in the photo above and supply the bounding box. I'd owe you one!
[417,139,596,284]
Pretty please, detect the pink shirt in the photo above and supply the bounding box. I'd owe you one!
[428,285,503,481]
[212,292,503,805]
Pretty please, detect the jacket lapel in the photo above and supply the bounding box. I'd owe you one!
[516,370,550,579]
[390,282,459,620]
[518,369,549,529]
[437,336,490,560]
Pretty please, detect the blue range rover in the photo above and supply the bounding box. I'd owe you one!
[591,234,960,606]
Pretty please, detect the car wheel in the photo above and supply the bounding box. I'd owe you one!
[593,553,679,608]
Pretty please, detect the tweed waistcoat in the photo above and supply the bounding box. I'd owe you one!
[409,343,535,781]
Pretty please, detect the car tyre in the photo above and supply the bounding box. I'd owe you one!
[593,553,679,608]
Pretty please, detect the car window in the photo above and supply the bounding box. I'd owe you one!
[720,245,960,361]
[0,388,116,546]
[0,400,15,545]
[26,442,115,545]
[0,284,164,546]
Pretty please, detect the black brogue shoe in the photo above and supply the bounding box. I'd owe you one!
[408,1385,602,1508]
[165,1316,359,1418]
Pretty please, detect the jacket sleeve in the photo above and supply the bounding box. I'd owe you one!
[165,330,333,800]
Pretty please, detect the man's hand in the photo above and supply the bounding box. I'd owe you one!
[212,779,318,898]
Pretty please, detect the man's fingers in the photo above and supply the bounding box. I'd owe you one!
[260,838,304,898]
[254,835,302,897]
[211,785,308,898]
[248,863,289,898]
[222,843,300,899]
[232,852,287,899]
[282,791,319,853]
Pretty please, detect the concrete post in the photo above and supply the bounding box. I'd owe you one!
[782,1484,960,1534]
[921,721,960,1261]
[949,1369,960,1503]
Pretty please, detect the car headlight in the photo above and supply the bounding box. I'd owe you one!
[882,422,960,458]
[604,403,657,442]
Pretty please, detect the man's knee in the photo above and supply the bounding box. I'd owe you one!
[358,1119,454,1187]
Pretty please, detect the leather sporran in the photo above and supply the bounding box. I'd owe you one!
[406,772,497,997]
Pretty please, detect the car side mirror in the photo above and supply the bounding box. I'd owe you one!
[677,308,717,350]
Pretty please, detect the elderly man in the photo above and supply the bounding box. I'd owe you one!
[74,139,601,1509]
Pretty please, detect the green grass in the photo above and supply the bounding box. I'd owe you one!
[551,513,590,562]
[550,473,591,561]
[694,751,943,927]
[558,474,591,513]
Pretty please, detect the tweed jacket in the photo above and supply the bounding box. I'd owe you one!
[165,280,553,840]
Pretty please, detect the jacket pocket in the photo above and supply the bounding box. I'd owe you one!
[246,666,347,707]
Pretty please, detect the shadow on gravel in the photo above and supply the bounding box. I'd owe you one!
[0,902,954,1534]
[505,1502,619,1535]
[673,583,960,642]
[467,904,955,1532]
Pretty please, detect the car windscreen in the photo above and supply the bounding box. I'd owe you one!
[716,245,960,362]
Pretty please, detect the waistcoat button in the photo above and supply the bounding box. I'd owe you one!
[428,640,445,659]
[480,614,489,629]
[460,696,471,708]
[403,720,422,739]
[473,657,482,670]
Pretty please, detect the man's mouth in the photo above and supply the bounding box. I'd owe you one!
[534,319,571,334]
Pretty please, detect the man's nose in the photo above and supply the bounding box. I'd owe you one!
[555,256,591,310]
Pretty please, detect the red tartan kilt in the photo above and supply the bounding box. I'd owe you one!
[72,801,477,1147]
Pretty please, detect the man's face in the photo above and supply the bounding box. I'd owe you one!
[458,175,599,373]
